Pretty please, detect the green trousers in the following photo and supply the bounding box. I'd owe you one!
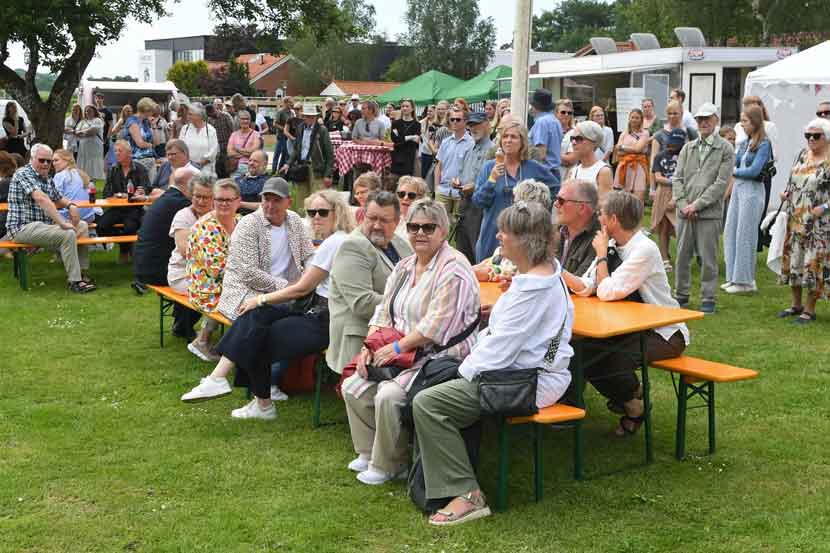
[292,173,324,214]
[412,378,481,500]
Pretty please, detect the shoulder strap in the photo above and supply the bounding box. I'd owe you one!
[388,269,409,329]
[542,278,569,368]
[432,310,481,354]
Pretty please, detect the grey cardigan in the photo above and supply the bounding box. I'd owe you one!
[672,133,735,220]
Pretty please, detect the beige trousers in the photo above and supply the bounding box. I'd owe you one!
[342,374,410,474]
[14,221,89,282]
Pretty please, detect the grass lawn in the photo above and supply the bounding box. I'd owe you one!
[1,244,829,553]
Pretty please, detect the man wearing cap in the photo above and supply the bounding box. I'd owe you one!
[347,94,361,114]
[567,121,614,200]
[455,111,494,263]
[216,176,316,322]
[528,88,563,193]
[280,103,334,212]
[672,102,735,313]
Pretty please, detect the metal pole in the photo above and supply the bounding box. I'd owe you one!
[510,0,533,126]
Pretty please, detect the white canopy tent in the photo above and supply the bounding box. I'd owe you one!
[745,41,830,205]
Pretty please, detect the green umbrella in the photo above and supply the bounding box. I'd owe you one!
[377,70,464,105]
[443,65,512,104]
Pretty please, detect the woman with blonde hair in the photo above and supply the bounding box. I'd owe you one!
[394,175,429,238]
[589,105,615,162]
[613,108,651,203]
[52,149,101,225]
[485,100,499,140]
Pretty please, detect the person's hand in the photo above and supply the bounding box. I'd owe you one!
[356,347,373,379]
[68,207,80,228]
[59,220,74,231]
[779,190,790,201]
[114,192,128,199]
[811,205,827,217]
[135,187,146,197]
[451,177,462,190]
[279,164,289,174]
[323,177,333,188]
[681,204,698,219]
[372,343,398,367]
[480,304,493,324]
[237,296,260,316]
[667,199,676,210]
[592,228,609,258]
[494,162,505,178]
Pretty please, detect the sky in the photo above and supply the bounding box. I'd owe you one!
[7,0,550,78]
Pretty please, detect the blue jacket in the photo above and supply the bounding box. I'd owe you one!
[733,138,772,181]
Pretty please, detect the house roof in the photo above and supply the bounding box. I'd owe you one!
[574,41,637,57]
[320,80,401,97]
[235,53,288,80]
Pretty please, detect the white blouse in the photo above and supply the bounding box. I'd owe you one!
[179,123,219,173]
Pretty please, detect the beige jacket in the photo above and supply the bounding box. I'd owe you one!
[217,208,315,320]
[672,133,735,220]
[326,229,413,373]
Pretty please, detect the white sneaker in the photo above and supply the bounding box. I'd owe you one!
[187,341,220,362]
[720,281,733,290]
[356,466,408,485]
[724,283,756,295]
[231,399,277,420]
[347,455,370,473]
[750,280,758,292]
[180,376,232,402]
[270,385,289,401]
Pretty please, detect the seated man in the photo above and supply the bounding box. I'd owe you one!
[563,191,689,436]
[555,178,601,278]
[234,149,268,214]
[327,190,413,376]
[5,143,95,292]
[149,139,201,199]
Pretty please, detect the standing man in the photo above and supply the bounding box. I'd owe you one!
[434,108,474,222]
[94,92,114,158]
[670,89,699,136]
[528,88,563,194]
[672,102,735,313]
[347,94,361,114]
[272,96,293,173]
[455,111,494,263]
[280,103,334,212]
[6,144,95,292]
[207,103,234,178]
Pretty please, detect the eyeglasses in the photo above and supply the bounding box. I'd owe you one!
[306,208,331,218]
[397,191,419,200]
[805,132,824,141]
[406,223,438,235]
[449,118,464,123]
[570,135,586,143]
[214,197,239,204]
[366,215,395,225]
[816,111,830,118]
[558,110,574,115]
[193,194,213,201]
[554,196,590,207]
[37,158,52,164]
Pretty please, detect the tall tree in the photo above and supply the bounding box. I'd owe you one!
[388,0,496,81]
[532,0,618,52]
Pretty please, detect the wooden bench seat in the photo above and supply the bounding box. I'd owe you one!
[146,284,231,332]
[652,356,759,459]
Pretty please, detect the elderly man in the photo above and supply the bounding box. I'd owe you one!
[216,177,315,322]
[817,101,830,120]
[235,149,268,213]
[556,178,601,278]
[6,144,95,292]
[672,102,735,313]
[434,107,474,222]
[150,139,201,199]
[347,94,361,114]
[207,102,235,178]
[528,88,563,192]
[455,111,494,263]
[327,190,414,375]
[280,103,334,212]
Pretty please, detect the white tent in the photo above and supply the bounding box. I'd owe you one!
[745,41,830,205]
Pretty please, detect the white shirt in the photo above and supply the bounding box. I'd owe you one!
[596,126,615,159]
[179,123,219,173]
[167,207,198,284]
[682,111,698,132]
[310,231,348,298]
[377,114,392,132]
[459,265,573,408]
[255,112,268,133]
[569,159,606,186]
[574,231,690,344]
[269,224,292,279]
[735,120,779,161]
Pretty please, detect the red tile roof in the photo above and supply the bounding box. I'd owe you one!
[235,54,287,79]
[328,80,401,96]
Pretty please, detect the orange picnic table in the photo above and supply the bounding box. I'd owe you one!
[0,197,153,211]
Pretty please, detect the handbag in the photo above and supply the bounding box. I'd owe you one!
[477,279,568,417]
[285,123,319,183]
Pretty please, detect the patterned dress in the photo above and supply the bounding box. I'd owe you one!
[186,213,241,312]
[779,149,830,297]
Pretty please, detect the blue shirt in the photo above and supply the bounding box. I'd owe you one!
[472,159,558,262]
[235,172,268,202]
[436,131,474,199]
[126,115,155,160]
[528,111,563,172]
[54,169,96,222]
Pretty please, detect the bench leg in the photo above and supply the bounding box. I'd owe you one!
[313,353,324,428]
[495,417,509,512]
[675,378,688,460]
[533,423,543,502]
[640,332,653,464]
[159,295,165,348]
[14,250,29,291]
[708,382,716,455]
[573,420,584,480]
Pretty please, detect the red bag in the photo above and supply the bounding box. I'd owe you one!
[279,353,319,394]
[335,327,414,398]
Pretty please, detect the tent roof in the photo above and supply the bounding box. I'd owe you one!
[377,70,464,104]
[444,65,512,104]
[746,41,830,85]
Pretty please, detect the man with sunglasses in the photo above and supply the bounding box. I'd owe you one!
[555,178,601,278]
[672,102,735,313]
[528,88,563,191]
[454,111,494,263]
[434,108,474,223]
[6,143,95,292]
[817,102,830,120]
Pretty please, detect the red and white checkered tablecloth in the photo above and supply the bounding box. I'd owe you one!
[335,143,393,175]
[329,131,342,148]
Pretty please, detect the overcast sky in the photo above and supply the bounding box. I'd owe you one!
[6,0,550,78]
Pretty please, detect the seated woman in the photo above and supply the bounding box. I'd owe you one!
[343,199,480,486]
[394,175,428,238]
[52,149,101,225]
[472,179,551,283]
[563,191,689,436]
[352,171,382,224]
[413,201,573,526]
[180,190,355,417]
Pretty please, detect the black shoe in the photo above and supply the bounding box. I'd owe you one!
[131,281,148,295]
[700,301,716,314]
[676,296,690,309]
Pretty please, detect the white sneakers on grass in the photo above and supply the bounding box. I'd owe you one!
[270,385,289,401]
[347,455,370,473]
[187,341,220,362]
[231,399,277,420]
[181,376,232,402]
[356,466,408,485]
[722,281,758,294]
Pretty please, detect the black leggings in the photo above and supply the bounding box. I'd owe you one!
[216,304,329,399]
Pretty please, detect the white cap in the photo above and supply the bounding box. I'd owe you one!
[694,102,719,118]
[351,94,360,100]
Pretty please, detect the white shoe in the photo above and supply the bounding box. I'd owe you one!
[347,455,370,473]
[181,376,232,402]
[231,399,277,420]
[750,280,758,292]
[356,466,408,485]
[724,283,756,295]
[187,341,220,362]
[720,281,733,290]
[270,385,289,401]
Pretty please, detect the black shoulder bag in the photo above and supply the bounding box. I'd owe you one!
[286,124,319,183]
[607,244,644,302]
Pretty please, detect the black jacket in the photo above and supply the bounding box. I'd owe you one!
[287,122,334,178]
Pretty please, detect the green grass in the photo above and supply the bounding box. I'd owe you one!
[1,245,829,553]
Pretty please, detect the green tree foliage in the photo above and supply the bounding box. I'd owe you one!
[12,69,57,92]
[196,58,254,97]
[532,0,619,52]
[388,0,496,81]
[166,61,210,97]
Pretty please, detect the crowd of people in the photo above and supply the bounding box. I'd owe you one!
[2,87,830,525]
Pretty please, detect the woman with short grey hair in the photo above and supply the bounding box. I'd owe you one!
[179,102,219,176]
[413,200,573,526]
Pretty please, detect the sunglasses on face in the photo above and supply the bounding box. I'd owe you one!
[406,222,438,235]
[449,118,464,123]
[397,191,419,200]
[554,196,589,206]
[37,158,52,164]
[805,132,824,141]
[559,110,573,115]
[816,110,830,117]
[307,208,331,218]
[570,135,585,143]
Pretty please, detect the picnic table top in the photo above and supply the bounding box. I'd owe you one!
[0,198,153,211]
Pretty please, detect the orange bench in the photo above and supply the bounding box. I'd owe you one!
[651,356,759,459]
[146,285,231,348]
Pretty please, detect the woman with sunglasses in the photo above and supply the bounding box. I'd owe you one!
[343,198,480,485]
[184,189,355,417]
[394,175,428,238]
[776,118,830,324]
[566,120,613,201]
[325,106,344,133]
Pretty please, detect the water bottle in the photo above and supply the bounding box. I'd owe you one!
[127,178,135,196]
[88,182,96,204]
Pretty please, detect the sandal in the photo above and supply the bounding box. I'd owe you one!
[429,491,491,527]
[793,312,816,325]
[777,306,804,318]
[614,414,644,437]
[606,386,642,415]
[68,280,96,293]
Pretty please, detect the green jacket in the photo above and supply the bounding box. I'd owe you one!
[672,133,735,220]
[556,215,601,277]
[288,122,334,178]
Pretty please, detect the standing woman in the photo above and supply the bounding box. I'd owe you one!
[126,97,158,182]
[613,108,651,204]
[172,103,189,139]
[75,105,105,182]
[722,105,772,295]
[63,104,82,159]
[777,118,830,324]
[419,105,438,178]
[179,102,219,176]
[149,103,170,159]
[485,100,499,140]
[589,106,615,163]
[641,98,662,135]
[391,99,421,177]
[2,102,29,157]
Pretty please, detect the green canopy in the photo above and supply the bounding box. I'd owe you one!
[443,65,512,104]
[377,70,464,105]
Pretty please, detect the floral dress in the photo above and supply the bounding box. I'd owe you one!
[186,212,241,312]
[779,149,830,297]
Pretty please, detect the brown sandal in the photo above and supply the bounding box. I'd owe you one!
[429,491,491,526]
